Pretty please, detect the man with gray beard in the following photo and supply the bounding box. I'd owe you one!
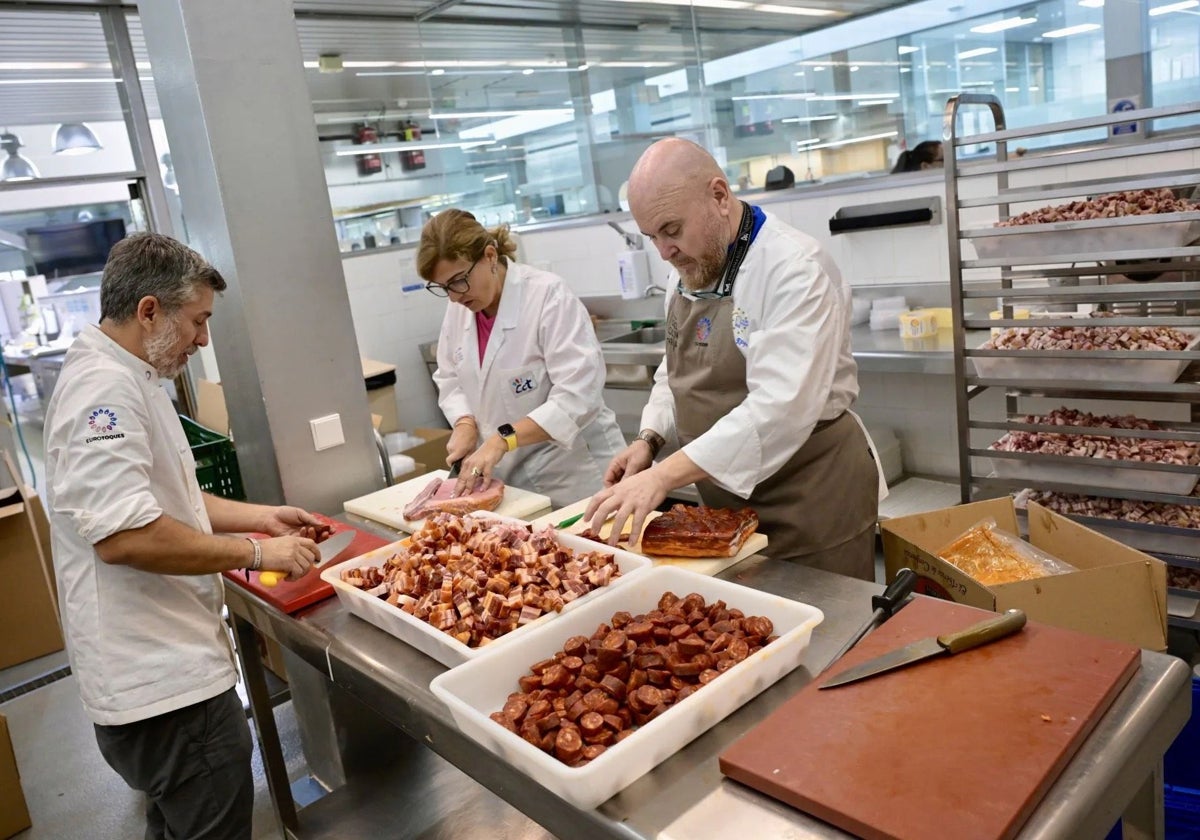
[584,139,885,579]
[43,233,325,839]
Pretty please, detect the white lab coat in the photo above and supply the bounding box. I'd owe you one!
[433,262,626,508]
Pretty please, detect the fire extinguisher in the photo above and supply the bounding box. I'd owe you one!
[400,120,426,171]
[352,123,382,177]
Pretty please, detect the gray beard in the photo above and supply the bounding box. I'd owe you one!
[146,315,186,379]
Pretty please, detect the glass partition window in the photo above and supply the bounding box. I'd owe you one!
[287,0,1197,248]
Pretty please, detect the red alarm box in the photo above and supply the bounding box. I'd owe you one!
[353,123,382,177]
[400,120,426,171]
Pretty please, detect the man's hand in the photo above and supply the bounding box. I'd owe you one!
[455,436,506,496]
[446,421,478,466]
[603,441,654,487]
[259,536,319,581]
[260,506,331,541]
[585,467,670,548]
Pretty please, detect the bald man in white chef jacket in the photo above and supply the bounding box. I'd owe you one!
[585,139,886,580]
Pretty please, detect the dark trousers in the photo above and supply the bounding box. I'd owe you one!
[94,687,253,840]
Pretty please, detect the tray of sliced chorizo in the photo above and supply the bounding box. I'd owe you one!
[430,565,823,809]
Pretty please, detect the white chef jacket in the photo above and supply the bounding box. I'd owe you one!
[433,261,625,508]
[642,212,876,500]
[43,325,236,726]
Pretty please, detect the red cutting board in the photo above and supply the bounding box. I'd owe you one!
[222,514,389,614]
[719,597,1141,840]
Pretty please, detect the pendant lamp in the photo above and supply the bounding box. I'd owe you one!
[52,122,103,155]
[0,132,39,181]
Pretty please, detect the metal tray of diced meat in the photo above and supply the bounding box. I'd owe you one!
[320,512,651,668]
[988,453,1199,496]
[969,212,1200,261]
[972,332,1200,383]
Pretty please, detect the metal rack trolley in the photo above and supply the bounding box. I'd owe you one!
[943,94,1200,626]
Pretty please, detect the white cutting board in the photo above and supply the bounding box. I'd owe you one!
[531,499,768,577]
[344,469,552,533]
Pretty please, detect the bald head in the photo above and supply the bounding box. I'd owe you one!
[628,138,726,210]
[626,138,740,291]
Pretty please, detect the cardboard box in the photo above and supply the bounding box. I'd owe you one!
[195,378,230,437]
[0,451,64,670]
[399,429,451,475]
[881,497,1167,652]
[0,714,32,839]
[260,633,288,682]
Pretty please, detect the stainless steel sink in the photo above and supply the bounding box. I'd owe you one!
[601,326,666,346]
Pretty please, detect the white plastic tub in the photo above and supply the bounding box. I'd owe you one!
[320,516,651,668]
[429,565,824,809]
[972,333,1199,383]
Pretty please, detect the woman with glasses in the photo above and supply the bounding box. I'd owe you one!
[417,209,625,507]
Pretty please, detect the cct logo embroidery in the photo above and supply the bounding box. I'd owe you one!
[694,317,712,347]
[511,373,538,396]
[86,408,125,443]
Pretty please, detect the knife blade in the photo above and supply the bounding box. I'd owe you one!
[819,608,1027,689]
[447,458,464,479]
[260,529,357,588]
[821,568,918,674]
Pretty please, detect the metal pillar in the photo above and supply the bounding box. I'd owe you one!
[135,0,383,511]
[1104,0,1152,127]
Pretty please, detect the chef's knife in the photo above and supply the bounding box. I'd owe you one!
[822,568,918,674]
[447,458,464,479]
[260,528,357,588]
[819,608,1027,689]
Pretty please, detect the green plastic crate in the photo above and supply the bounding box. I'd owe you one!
[179,415,245,500]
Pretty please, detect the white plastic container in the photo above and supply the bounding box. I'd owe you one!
[872,295,907,312]
[429,565,824,809]
[898,310,937,339]
[320,517,652,668]
[869,309,904,331]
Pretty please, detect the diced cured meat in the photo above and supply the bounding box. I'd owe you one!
[996,188,1197,226]
[403,477,505,520]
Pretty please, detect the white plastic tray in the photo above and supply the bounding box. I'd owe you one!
[971,212,1200,260]
[320,516,651,668]
[972,333,1199,383]
[988,455,1199,496]
[429,565,824,810]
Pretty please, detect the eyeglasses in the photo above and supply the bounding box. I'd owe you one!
[425,257,479,297]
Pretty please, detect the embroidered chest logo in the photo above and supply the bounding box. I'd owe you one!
[732,308,751,349]
[454,346,465,365]
[86,408,125,443]
[511,373,538,396]
[694,316,712,347]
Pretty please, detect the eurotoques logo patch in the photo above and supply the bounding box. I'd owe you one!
[86,408,125,443]
[695,317,713,345]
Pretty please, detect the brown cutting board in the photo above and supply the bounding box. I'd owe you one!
[719,597,1141,840]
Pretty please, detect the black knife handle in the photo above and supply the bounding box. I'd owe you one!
[871,568,917,617]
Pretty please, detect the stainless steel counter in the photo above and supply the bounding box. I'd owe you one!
[227,521,1191,840]
[600,327,992,378]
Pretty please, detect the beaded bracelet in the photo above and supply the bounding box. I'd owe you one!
[246,537,262,571]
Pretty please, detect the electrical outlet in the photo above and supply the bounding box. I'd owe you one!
[310,414,345,451]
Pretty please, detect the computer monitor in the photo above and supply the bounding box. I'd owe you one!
[25,218,126,279]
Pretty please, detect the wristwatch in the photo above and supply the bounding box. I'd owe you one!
[636,428,665,458]
[498,423,518,452]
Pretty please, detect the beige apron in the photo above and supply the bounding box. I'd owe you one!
[666,290,879,580]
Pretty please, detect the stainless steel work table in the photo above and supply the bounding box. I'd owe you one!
[226,526,1192,840]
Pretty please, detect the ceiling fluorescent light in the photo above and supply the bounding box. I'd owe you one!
[1005,86,1020,92]
[0,78,121,85]
[856,99,893,106]
[1150,0,1199,14]
[335,140,492,156]
[970,16,1037,33]
[898,46,919,55]
[1078,0,1104,5]
[596,61,675,68]
[1042,23,1101,36]
[752,4,838,15]
[956,47,998,59]
[803,130,897,151]
[780,114,838,123]
[483,174,509,182]
[812,93,898,101]
[795,138,821,146]
[731,93,815,101]
[595,0,750,7]
[431,109,574,119]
